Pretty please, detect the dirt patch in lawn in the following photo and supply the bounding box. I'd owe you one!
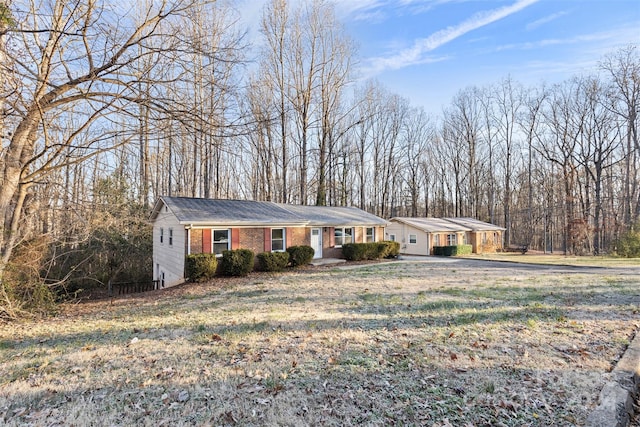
[1,259,639,426]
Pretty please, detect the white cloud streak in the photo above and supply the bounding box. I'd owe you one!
[365,0,540,74]
[526,10,569,31]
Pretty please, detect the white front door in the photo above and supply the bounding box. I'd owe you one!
[310,228,322,258]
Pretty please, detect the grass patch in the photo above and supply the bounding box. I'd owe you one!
[0,260,638,426]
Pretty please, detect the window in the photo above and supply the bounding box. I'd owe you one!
[447,233,457,246]
[435,234,440,246]
[334,227,353,247]
[271,228,285,252]
[409,234,417,244]
[366,227,375,243]
[493,232,499,245]
[168,228,173,246]
[389,234,396,242]
[213,229,230,255]
[463,233,468,245]
[161,272,165,288]
[482,232,487,244]
[160,227,164,244]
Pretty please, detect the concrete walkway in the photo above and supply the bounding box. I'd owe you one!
[309,258,346,267]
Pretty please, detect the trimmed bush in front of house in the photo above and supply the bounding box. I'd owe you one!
[378,240,400,258]
[219,249,255,276]
[342,243,379,261]
[287,245,315,267]
[342,241,400,261]
[185,253,218,282]
[257,251,290,272]
[433,244,473,256]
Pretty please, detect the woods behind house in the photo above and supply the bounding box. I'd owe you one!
[0,0,638,316]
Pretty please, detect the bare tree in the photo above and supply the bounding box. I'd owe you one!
[0,0,217,283]
[403,107,434,216]
[259,0,292,203]
[600,45,640,226]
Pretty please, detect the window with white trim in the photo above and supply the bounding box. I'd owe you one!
[168,228,173,246]
[435,234,440,246]
[271,228,285,252]
[334,227,353,247]
[160,227,164,244]
[447,233,457,246]
[213,229,230,255]
[389,234,396,242]
[365,227,375,243]
[409,234,417,244]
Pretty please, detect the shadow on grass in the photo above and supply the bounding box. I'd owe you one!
[2,261,639,365]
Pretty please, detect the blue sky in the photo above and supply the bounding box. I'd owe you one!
[239,0,640,114]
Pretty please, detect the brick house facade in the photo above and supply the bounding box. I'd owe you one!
[151,197,388,288]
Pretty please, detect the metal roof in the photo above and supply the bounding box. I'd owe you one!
[151,197,387,227]
[390,217,504,232]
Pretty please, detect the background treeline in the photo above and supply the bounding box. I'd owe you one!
[0,0,638,316]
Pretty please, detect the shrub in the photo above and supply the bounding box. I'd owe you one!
[456,244,473,255]
[219,249,255,276]
[616,225,640,258]
[378,241,400,258]
[287,245,314,267]
[257,251,290,272]
[185,253,218,282]
[342,242,386,261]
[433,245,473,256]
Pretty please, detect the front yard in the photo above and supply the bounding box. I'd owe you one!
[1,257,639,426]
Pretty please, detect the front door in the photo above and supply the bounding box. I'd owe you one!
[310,228,322,259]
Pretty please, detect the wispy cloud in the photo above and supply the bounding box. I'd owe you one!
[526,10,569,31]
[363,0,540,75]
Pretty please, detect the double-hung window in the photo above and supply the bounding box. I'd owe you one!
[160,228,164,244]
[365,227,375,243]
[213,229,230,255]
[334,227,353,247]
[447,233,457,246]
[271,228,285,252]
[168,228,173,246]
[409,234,417,244]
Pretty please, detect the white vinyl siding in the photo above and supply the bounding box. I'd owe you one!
[152,206,186,288]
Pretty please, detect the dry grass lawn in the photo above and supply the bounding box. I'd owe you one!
[1,256,640,426]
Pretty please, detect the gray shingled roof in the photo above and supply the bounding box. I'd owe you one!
[390,217,503,232]
[151,197,387,227]
[279,204,388,227]
[391,217,471,232]
[152,197,306,226]
[444,217,506,231]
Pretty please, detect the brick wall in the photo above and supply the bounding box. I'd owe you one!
[239,228,266,254]
[287,227,309,247]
